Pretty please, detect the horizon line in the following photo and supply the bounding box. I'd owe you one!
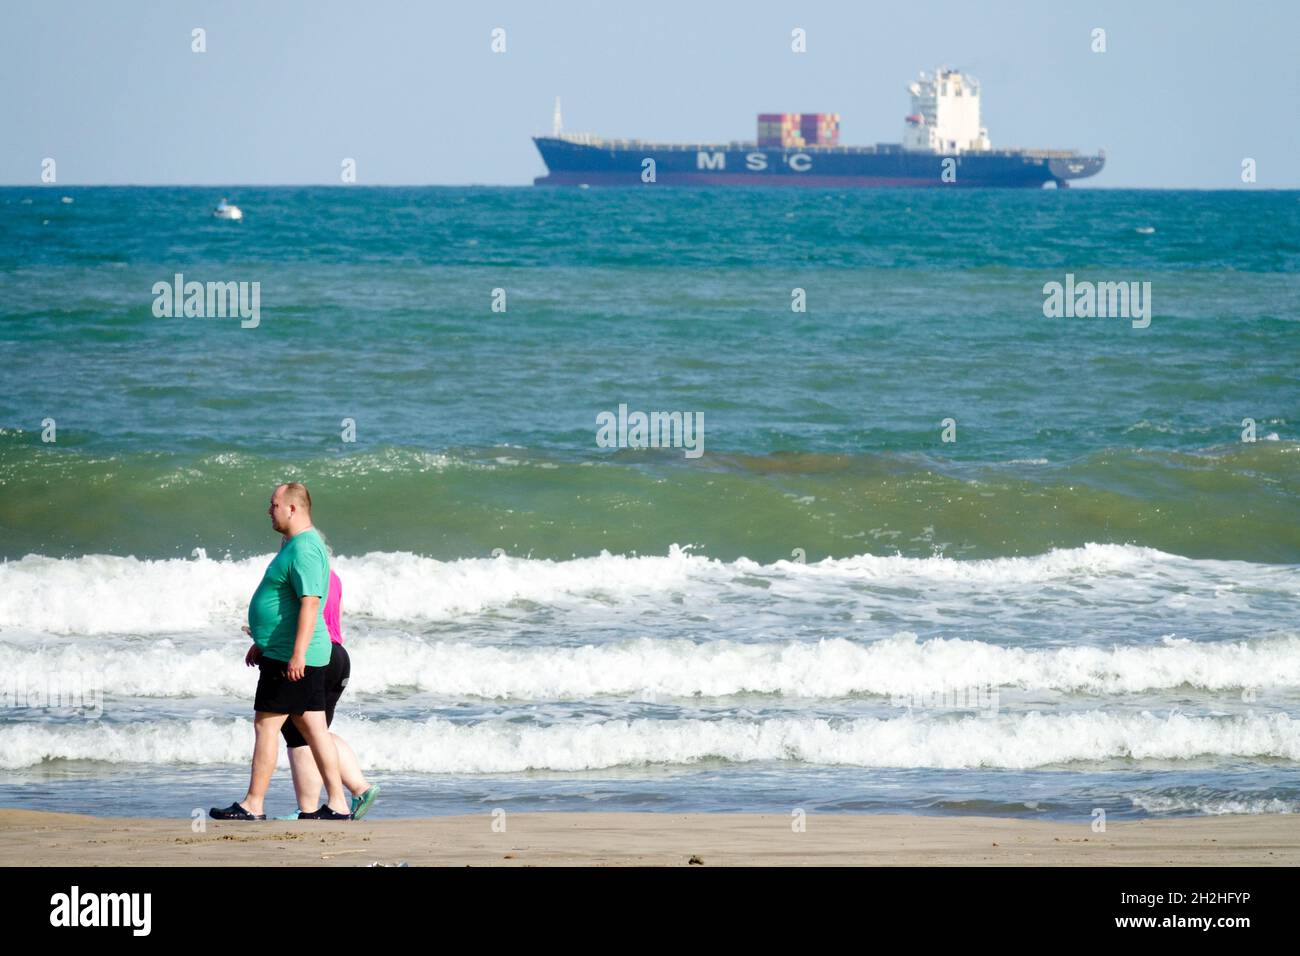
[2,183,1293,191]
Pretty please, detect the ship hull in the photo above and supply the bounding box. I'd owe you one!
[533,137,1104,188]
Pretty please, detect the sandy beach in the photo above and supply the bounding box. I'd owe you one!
[1,809,1296,866]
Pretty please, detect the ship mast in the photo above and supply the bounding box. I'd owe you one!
[553,97,563,136]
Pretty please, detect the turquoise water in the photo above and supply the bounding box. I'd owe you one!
[0,187,1297,819]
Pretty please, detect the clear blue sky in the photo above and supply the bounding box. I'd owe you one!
[3,0,1296,187]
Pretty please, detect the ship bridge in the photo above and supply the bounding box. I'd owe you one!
[902,68,991,154]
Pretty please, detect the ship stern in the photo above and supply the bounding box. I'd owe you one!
[1047,154,1105,186]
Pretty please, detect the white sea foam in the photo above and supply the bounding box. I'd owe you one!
[1129,793,1298,815]
[2,632,1298,699]
[3,711,1298,773]
[0,553,265,635]
[0,544,1292,635]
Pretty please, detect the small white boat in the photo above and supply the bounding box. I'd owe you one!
[213,197,243,220]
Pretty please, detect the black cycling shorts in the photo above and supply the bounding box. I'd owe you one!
[280,643,350,748]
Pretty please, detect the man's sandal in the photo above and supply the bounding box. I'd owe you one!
[209,802,266,821]
[298,806,352,820]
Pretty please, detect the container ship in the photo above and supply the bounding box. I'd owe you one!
[533,68,1104,188]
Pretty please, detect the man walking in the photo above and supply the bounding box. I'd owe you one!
[210,482,352,821]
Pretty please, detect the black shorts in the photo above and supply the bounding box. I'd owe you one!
[281,643,350,748]
[254,654,327,717]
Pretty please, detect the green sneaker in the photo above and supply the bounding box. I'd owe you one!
[350,785,380,820]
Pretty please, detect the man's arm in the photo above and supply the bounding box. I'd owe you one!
[286,596,321,681]
[242,625,261,666]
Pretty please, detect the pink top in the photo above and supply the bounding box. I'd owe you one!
[324,570,343,645]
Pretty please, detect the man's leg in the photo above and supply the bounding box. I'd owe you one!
[241,711,289,816]
[289,710,350,814]
[287,745,322,813]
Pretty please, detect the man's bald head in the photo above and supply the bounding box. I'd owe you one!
[268,482,314,535]
[279,482,312,513]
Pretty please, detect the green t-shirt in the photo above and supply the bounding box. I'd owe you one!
[248,528,332,666]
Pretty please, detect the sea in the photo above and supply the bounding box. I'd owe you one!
[0,185,1297,821]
